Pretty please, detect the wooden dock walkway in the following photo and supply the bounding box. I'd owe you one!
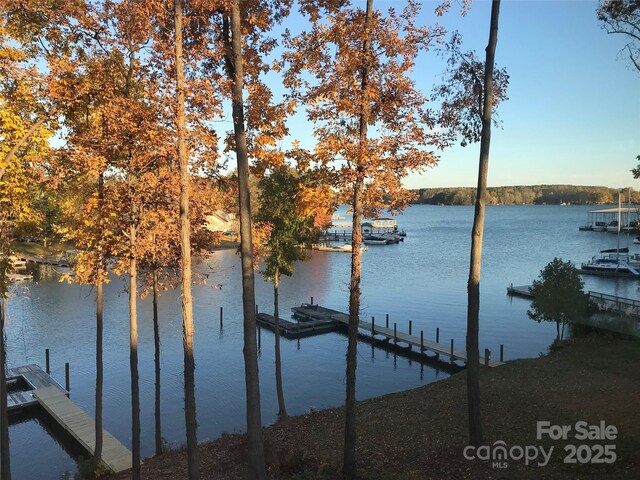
[588,291,640,318]
[5,364,132,473]
[507,285,640,318]
[34,387,132,473]
[292,304,504,367]
[331,314,504,367]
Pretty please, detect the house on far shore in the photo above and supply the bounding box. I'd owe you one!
[205,210,238,234]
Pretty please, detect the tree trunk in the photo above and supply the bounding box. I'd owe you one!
[153,270,162,456]
[556,320,560,341]
[229,1,267,477]
[343,2,373,477]
[93,172,105,472]
[174,1,200,478]
[466,0,501,448]
[273,273,287,420]
[92,281,103,471]
[344,177,364,478]
[560,321,565,341]
[0,295,10,480]
[129,223,140,479]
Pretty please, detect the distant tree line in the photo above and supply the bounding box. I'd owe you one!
[411,185,640,206]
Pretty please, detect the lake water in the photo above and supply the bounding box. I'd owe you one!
[4,205,639,479]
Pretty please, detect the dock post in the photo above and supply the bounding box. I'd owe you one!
[311,296,314,306]
[393,323,397,344]
[371,317,375,335]
[255,304,259,315]
[258,325,261,350]
[436,327,440,344]
[409,320,412,336]
[500,344,504,363]
[220,306,223,327]
[484,349,490,367]
[45,348,50,374]
[420,330,424,351]
[65,362,70,392]
[450,339,454,359]
[385,314,389,329]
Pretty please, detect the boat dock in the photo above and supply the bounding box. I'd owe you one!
[256,312,338,338]
[6,364,132,473]
[588,291,640,318]
[291,304,505,367]
[507,286,640,318]
[506,284,533,298]
[12,253,71,268]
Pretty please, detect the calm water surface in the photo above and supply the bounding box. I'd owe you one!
[5,205,639,479]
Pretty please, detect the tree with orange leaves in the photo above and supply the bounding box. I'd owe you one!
[255,164,328,420]
[282,1,458,476]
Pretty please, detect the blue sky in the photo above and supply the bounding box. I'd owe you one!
[279,1,639,189]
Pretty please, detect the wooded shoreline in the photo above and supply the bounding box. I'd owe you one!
[411,185,639,206]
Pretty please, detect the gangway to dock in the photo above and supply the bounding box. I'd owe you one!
[6,364,132,474]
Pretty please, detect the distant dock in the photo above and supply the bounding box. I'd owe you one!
[291,304,505,367]
[506,284,533,298]
[6,364,132,473]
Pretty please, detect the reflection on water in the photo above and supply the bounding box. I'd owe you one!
[4,205,639,478]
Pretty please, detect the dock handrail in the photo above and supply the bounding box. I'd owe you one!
[588,291,640,308]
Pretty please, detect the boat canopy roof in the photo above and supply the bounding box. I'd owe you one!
[600,247,629,253]
[589,207,638,213]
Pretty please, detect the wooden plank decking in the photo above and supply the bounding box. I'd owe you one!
[331,314,504,367]
[33,387,132,473]
[6,364,132,474]
[506,285,534,298]
[257,312,338,338]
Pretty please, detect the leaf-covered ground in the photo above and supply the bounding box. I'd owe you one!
[110,336,640,479]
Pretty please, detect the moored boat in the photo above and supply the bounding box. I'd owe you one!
[363,236,387,245]
[580,248,640,277]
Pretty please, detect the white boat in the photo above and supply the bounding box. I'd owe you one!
[379,232,402,244]
[314,243,366,253]
[580,258,640,277]
[363,236,387,245]
[606,220,619,233]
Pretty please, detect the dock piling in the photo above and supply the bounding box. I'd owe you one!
[450,339,454,359]
[484,349,490,367]
[409,320,412,335]
[65,362,70,392]
[220,306,223,327]
[500,344,504,362]
[420,330,424,351]
[45,349,50,374]
[255,304,259,315]
[385,314,389,329]
[258,325,261,350]
[436,327,440,344]
[371,317,375,335]
[311,296,314,305]
[393,322,397,343]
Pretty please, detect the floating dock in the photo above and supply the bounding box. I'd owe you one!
[256,312,338,338]
[6,364,132,473]
[291,304,505,367]
[506,284,533,298]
